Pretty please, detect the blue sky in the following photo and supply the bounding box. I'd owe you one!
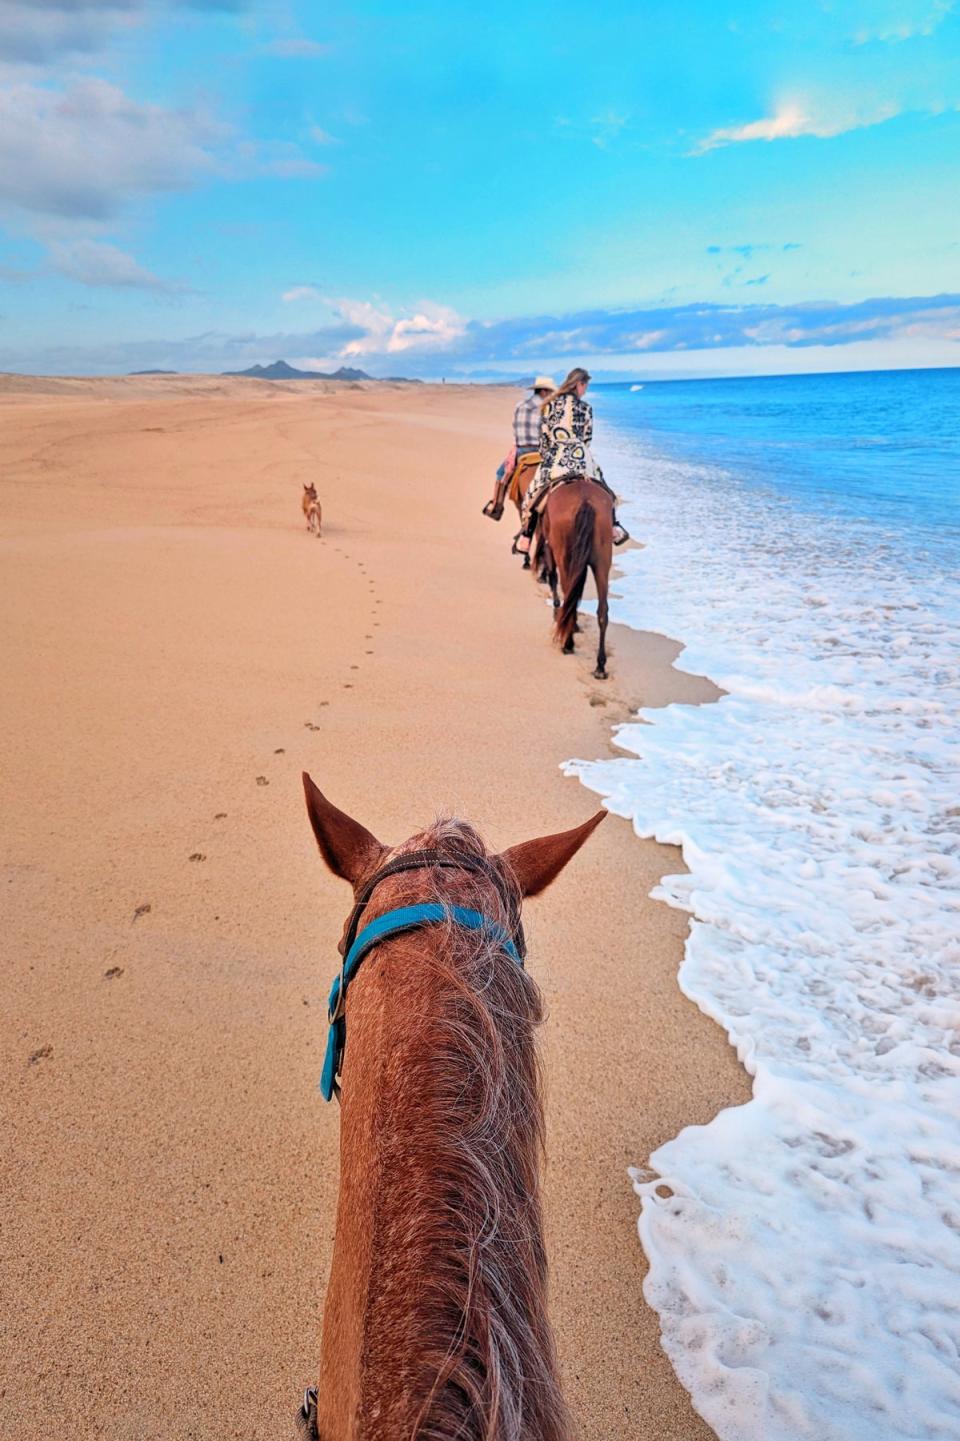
[1,0,958,376]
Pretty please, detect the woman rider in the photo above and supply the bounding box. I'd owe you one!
[515,367,629,552]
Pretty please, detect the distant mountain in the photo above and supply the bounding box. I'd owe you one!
[450,371,538,386]
[223,359,374,381]
[129,368,177,375]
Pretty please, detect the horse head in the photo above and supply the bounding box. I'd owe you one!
[299,774,605,1441]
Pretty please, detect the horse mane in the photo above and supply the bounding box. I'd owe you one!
[365,817,572,1441]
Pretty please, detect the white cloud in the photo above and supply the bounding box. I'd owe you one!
[694,99,900,153]
[621,329,669,350]
[0,1,138,64]
[0,1,251,65]
[331,298,394,353]
[0,76,324,302]
[591,109,629,149]
[0,78,325,230]
[282,285,324,303]
[4,293,960,377]
[513,327,591,355]
[0,77,219,219]
[288,355,337,370]
[49,237,184,291]
[308,126,340,146]
[231,138,327,180]
[281,294,466,357]
[386,304,465,354]
[851,0,954,43]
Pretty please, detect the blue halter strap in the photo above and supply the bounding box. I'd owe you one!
[320,902,522,1102]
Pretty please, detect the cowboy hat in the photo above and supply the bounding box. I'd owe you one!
[531,375,557,391]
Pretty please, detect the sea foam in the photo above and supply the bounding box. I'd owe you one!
[564,425,960,1440]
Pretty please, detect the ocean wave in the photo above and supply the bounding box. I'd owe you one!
[565,428,960,1440]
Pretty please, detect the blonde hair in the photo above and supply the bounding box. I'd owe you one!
[541,367,591,412]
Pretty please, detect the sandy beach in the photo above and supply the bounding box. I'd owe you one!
[0,376,750,1440]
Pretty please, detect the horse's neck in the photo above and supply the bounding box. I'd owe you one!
[317,931,570,1441]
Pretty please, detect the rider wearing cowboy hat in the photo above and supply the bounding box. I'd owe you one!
[482,375,556,521]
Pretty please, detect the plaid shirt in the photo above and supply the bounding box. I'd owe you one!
[513,393,543,450]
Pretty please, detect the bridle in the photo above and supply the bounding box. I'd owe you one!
[340,848,525,963]
[320,848,526,1103]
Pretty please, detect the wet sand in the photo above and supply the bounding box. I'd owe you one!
[0,376,750,1439]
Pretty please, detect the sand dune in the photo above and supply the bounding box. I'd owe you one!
[0,377,748,1439]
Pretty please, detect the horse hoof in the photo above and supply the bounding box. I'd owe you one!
[593,667,608,680]
[522,556,531,570]
[563,641,575,655]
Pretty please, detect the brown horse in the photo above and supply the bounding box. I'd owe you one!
[538,480,613,680]
[300,774,605,1441]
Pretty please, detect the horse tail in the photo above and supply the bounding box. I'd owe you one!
[555,498,595,649]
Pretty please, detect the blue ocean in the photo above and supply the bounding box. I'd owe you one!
[566,368,960,1441]
[597,366,960,550]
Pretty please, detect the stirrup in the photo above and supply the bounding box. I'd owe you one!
[482,500,504,521]
[296,1387,319,1438]
[514,534,531,555]
[613,524,630,546]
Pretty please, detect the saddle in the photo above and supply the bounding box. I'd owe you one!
[531,473,612,519]
[506,451,541,507]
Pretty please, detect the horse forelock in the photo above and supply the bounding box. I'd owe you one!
[349,816,571,1441]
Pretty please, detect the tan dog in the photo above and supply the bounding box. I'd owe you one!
[301,483,322,536]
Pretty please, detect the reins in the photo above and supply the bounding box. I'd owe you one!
[321,848,526,1103]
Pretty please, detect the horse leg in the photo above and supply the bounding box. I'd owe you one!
[557,549,575,652]
[558,561,575,653]
[537,516,557,584]
[593,544,610,680]
[537,515,558,605]
[544,541,560,610]
[533,517,546,580]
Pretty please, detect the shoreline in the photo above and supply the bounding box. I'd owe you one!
[1,377,750,1439]
[567,382,960,1439]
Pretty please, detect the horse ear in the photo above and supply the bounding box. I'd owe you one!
[302,773,385,885]
[499,810,606,898]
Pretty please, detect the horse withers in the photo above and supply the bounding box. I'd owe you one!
[538,479,613,680]
[302,483,322,536]
[299,774,605,1441]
